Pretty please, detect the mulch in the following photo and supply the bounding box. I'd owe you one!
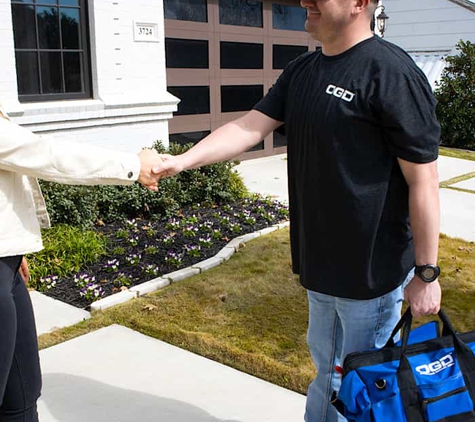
[44,198,289,309]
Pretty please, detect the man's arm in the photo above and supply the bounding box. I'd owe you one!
[398,158,441,318]
[157,110,282,176]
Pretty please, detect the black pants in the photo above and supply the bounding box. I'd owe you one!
[0,256,41,422]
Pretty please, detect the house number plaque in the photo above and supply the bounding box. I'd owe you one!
[134,22,159,42]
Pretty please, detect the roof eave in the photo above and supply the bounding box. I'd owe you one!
[446,0,475,13]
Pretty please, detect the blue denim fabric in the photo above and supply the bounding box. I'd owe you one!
[304,283,406,422]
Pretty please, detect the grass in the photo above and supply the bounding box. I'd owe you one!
[440,147,475,162]
[37,228,475,394]
[27,225,106,285]
[439,172,475,189]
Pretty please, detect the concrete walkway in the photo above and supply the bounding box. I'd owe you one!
[33,153,475,421]
[38,326,305,422]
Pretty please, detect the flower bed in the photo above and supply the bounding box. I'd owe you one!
[41,196,289,309]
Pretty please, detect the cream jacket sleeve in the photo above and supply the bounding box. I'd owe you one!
[0,113,141,185]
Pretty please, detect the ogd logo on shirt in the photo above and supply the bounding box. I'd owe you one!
[325,84,355,103]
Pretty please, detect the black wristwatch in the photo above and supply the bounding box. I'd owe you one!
[415,264,440,283]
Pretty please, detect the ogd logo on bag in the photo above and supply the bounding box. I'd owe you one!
[415,353,455,376]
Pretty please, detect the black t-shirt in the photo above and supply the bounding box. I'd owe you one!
[254,36,440,299]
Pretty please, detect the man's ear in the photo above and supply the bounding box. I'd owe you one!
[352,0,372,14]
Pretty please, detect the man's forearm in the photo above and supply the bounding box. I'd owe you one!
[179,122,256,170]
[408,179,440,266]
[177,111,281,171]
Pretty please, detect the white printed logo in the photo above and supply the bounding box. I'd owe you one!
[325,84,355,102]
[415,353,455,376]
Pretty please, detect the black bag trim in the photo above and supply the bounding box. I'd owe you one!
[336,309,475,422]
[390,309,475,422]
[433,411,475,422]
[344,332,475,373]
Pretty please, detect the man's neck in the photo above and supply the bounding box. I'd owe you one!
[321,29,374,57]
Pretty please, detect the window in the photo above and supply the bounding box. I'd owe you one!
[219,0,263,28]
[221,85,263,113]
[273,44,308,69]
[220,42,263,69]
[164,0,207,22]
[11,0,91,102]
[273,131,287,148]
[247,140,264,152]
[168,86,210,115]
[170,130,211,146]
[166,38,209,68]
[272,4,306,31]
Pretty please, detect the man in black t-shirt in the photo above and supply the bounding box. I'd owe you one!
[156,1,441,421]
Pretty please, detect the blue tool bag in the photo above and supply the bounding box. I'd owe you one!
[332,308,475,421]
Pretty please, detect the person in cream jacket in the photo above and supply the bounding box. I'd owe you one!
[0,103,162,421]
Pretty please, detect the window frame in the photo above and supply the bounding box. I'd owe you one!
[11,0,92,103]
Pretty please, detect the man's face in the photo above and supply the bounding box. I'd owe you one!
[300,0,354,42]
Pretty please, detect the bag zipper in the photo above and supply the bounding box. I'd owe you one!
[421,386,468,411]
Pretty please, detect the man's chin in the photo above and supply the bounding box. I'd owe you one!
[304,21,313,34]
[304,22,321,41]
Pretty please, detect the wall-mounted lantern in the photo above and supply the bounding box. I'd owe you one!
[375,4,389,38]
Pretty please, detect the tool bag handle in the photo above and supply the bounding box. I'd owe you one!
[396,308,475,421]
[385,307,454,348]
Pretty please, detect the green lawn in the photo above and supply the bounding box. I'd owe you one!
[38,228,475,395]
[440,146,475,162]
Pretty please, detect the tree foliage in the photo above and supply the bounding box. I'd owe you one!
[435,40,475,150]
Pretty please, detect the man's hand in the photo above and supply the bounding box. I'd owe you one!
[137,149,164,191]
[152,154,185,178]
[19,257,30,285]
[404,275,441,318]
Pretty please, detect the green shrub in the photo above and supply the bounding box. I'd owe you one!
[39,182,101,228]
[39,141,248,228]
[435,40,475,150]
[27,224,106,289]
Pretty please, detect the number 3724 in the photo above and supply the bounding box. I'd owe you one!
[138,27,153,36]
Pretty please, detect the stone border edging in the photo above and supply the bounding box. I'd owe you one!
[90,221,290,311]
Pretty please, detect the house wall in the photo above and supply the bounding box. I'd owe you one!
[0,0,177,153]
[383,0,475,53]
[164,0,315,159]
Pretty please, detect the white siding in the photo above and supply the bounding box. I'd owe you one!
[383,0,475,53]
[409,52,447,89]
[0,0,178,153]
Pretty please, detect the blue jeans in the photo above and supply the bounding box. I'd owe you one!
[304,284,405,422]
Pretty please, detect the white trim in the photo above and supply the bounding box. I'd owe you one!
[8,92,179,132]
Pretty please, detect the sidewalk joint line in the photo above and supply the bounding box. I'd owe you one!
[439,171,475,188]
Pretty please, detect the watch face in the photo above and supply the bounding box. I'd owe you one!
[422,267,436,280]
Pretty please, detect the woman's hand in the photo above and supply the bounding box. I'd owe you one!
[19,257,30,285]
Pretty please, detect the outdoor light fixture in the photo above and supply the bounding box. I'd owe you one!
[375,5,389,38]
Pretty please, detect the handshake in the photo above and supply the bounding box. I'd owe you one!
[136,148,182,192]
